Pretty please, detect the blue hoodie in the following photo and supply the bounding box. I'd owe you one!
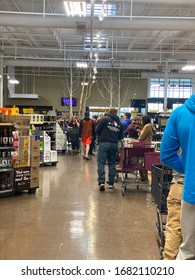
[160,94,195,204]
[121,118,132,134]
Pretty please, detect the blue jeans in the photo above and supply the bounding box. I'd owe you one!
[97,142,118,185]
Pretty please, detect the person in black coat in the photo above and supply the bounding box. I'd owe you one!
[96,108,124,191]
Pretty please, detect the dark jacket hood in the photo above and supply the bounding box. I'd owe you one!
[107,113,120,123]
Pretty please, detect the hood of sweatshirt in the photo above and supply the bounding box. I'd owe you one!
[107,113,120,123]
[185,94,195,113]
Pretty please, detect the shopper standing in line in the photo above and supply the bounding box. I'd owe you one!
[160,94,195,260]
[67,116,80,154]
[138,115,156,182]
[163,181,183,260]
[121,112,132,134]
[96,108,124,191]
[79,111,95,160]
[89,115,98,156]
[124,116,141,139]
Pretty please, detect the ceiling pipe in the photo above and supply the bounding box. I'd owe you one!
[108,0,195,3]
[0,12,195,31]
[90,0,95,66]
[3,58,187,70]
[42,0,195,3]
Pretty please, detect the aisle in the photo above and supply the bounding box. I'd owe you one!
[0,153,160,260]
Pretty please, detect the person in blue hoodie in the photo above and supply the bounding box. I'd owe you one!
[121,112,132,134]
[160,94,195,260]
[96,108,124,191]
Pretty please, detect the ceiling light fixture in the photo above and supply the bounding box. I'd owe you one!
[81,81,89,86]
[182,65,195,71]
[76,62,88,68]
[93,67,97,74]
[64,2,86,17]
[98,13,104,22]
[8,79,19,85]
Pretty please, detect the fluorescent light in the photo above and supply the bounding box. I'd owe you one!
[182,65,195,71]
[9,79,19,84]
[81,81,88,86]
[76,62,88,68]
[93,67,97,74]
[64,2,86,17]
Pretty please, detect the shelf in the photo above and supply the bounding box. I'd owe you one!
[43,130,55,133]
[0,168,13,173]
[0,147,15,150]
[0,189,13,194]
[0,123,14,126]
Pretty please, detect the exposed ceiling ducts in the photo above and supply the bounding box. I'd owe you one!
[0,0,195,72]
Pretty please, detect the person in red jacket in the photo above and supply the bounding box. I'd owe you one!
[79,111,95,160]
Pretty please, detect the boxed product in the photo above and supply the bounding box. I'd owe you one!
[30,166,39,188]
[50,150,57,162]
[44,137,51,151]
[31,155,40,167]
[42,151,50,163]
[30,136,40,156]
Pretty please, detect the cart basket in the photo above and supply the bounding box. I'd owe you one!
[151,164,173,213]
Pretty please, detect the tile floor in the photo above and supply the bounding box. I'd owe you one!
[0,153,161,260]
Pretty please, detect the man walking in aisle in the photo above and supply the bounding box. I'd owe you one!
[96,108,123,191]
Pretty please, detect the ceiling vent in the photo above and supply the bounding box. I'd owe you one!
[76,22,86,31]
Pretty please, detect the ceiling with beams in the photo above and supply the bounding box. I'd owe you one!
[0,0,195,74]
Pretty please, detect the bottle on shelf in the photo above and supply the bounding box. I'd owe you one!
[0,128,3,146]
[7,178,12,189]
[8,128,13,147]
[0,180,6,190]
[2,128,8,147]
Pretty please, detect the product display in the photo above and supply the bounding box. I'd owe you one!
[0,123,15,195]
[0,116,40,195]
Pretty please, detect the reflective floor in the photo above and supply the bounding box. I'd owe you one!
[0,153,160,260]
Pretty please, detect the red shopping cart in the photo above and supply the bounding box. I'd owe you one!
[120,142,155,196]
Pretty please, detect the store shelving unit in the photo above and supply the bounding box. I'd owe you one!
[0,123,15,196]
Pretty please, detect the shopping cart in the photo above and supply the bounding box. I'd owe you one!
[120,142,155,196]
[151,164,173,259]
[115,140,124,182]
[144,151,161,186]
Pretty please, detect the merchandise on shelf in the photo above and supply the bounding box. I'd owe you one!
[0,123,15,195]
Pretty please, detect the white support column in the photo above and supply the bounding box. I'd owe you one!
[192,75,195,94]
[163,60,168,110]
[0,56,3,107]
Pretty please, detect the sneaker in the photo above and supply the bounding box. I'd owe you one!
[108,184,114,189]
[99,183,105,191]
